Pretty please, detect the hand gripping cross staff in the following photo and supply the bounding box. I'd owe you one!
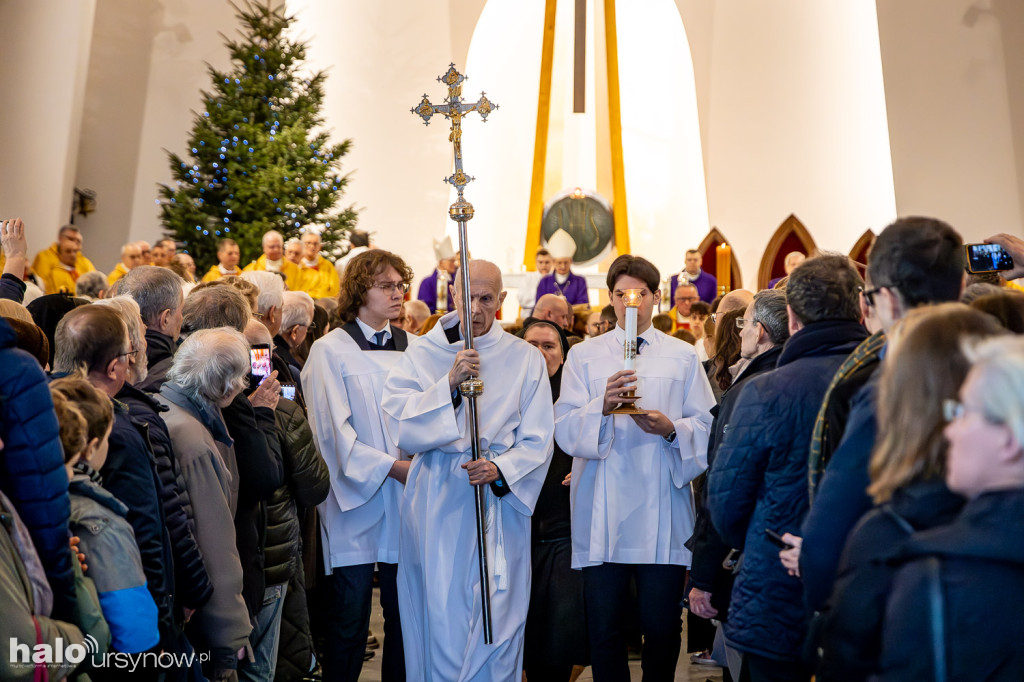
[412,63,498,644]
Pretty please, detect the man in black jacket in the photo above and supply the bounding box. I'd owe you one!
[709,255,868,681]
[115,265,185,392]
[53,306,177,646]
[688,289,789,674]
[799,218,965,613]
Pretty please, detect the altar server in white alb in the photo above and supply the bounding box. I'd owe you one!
[382,260,554,681]
[301,250,414,682]
[555,254,715,681]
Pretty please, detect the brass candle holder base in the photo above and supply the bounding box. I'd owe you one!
[608,389,646,415]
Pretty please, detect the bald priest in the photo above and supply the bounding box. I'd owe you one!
[383,260,554,681]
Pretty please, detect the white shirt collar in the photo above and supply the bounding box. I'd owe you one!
[355,317,392,343]
[302,257,319,268]
[555,272,569,285]
[263,257,282,272]
[612,323,658,347]
[218,264,239,275]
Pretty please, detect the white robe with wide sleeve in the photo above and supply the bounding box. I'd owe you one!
[554,325,714,568]
[382,311,554,682]
[301,328,409,568]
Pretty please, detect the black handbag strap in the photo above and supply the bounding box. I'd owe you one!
[925,557,947,682]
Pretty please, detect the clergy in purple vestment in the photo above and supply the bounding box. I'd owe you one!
[536,228,590,306]
[535,272,589,306]
[669,249,718,303]
[416,268,456,314]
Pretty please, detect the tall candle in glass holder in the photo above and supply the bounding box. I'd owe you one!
[609,289,646,414]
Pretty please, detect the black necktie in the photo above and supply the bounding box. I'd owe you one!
[373,331,387,346]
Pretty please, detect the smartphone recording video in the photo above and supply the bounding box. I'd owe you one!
[250,344,272,384]
[965,243,1014,274]
[280,383,296,401]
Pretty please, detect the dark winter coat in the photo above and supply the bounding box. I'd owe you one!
[800,369,880,612]
[878,489,1024,681]
[221,392,284,618]
[101,400,176,642]
[264,397,329,587]
[0,316,76,621]
[815,479,963,681]
[0,272,26,302]
[689,345,783,616]
[138,329,176,393]
[708,320,868,662]
[117,382,213,613]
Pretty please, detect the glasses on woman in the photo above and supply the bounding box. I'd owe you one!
[372,281,410,295]
[943,398,1001,424]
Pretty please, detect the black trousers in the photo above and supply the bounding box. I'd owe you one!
[739,653,811,682]
[582,562,688,682]
[322,562,404,682]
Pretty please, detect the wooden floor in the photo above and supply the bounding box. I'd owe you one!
[357,588,726,682]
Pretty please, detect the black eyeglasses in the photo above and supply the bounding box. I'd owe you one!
[860,285,885,308]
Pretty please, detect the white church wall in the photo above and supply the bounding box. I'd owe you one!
[287,0,460,292]
[877,0,1024,241]
[703,1,897,290]
[0,0,96,243]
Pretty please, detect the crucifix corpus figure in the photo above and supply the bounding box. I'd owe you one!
[385,64,554,680]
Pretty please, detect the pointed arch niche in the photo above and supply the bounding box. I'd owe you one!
[848,229,875,278]
[697,228,743,291]
[758,214,817,289]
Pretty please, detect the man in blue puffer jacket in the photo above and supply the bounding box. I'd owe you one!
[0,316,77,620]
[709,254,868,681]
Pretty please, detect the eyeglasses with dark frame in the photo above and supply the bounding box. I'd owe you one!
[117,348,138,361]
[860,285,885,308]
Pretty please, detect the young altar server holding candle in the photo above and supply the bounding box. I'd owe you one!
[535,229,589,305]
[554,254,715,681]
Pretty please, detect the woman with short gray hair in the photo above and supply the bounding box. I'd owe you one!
[158,327,253,678]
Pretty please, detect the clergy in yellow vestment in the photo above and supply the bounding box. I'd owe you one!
[241,230,301,290]
[200,238,242,282]
[32,227,96,295]
[296,232,339,299]
[108,242,143,286]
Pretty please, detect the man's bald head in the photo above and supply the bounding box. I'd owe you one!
[53,305,130,397]
[452,260,506,337]
[718,289,754,314]
[534,294,570,328]
[244,318,272,349]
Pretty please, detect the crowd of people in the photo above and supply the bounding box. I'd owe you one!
[1,214,1024,682]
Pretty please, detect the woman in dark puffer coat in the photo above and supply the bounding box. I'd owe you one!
[815,306,1003,681]
[877,334,1024,681]
[0,316,77,620]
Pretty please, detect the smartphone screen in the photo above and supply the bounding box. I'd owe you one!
[250,344,272,383]
[280,383,296,401]
[965,243,1014,273]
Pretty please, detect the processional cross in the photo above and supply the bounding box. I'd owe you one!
[411,63,498,645]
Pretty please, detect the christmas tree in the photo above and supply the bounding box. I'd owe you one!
[159,1,357,272]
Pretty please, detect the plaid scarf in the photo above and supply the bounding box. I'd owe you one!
[807,330,886,500]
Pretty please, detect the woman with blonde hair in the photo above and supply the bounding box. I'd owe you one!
[814,304,1004,681]
[878,333,1024,679]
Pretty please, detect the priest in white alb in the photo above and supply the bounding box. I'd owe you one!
[382,259,554,681]
[554,254,715,680]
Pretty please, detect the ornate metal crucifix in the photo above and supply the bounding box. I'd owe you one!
[411,63,498,645]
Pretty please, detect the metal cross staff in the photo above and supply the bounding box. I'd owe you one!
[411,63,498,644]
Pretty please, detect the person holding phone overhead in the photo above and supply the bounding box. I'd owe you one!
[302,250,414,682]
